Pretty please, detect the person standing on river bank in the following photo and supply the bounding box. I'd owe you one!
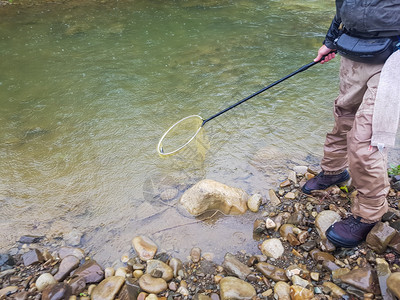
[302,0,400,248]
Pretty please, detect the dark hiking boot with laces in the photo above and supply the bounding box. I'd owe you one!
[301,170,350,194]
[326,216,377,248]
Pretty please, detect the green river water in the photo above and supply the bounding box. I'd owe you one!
[1,0,398,265]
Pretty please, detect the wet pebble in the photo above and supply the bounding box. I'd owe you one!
[42,282,72,300]
[91,276,125,300]
[138,273,167,294]
[290,285,314,299]
[366,221,397,253]
[222,253,251,280]
[387,272,400,298]
[339,266,379,294]
[274,281,290,299]
[247,194,262,212]
[260,238,284,259]
[132,236,158,261]
[54,255,80,281]
[146,260,173,282]
[219,276,256,300]
[314,210,341,240]
[256,262,288,282]
[268,189,281,206]
[190,247,202,263]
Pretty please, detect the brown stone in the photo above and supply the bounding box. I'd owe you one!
[68,276,86,295]
[41,283,72,300]
[290,285,313,300]
[268,189,281,206]
[91,276,125,300]
[12,291,29,300]
[256,262,288,282]
[339,266,380,294]
[54,255,80,281]
[125,277,140,300]
[72,260,104,284]
[388,232,400,254]
[287,233,300,246]
[138,274,167,294]
[322,282,347,298]
[222,253,251,280]
[310,249,339,271]
[366,222,397,254]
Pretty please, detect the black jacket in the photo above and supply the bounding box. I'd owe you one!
[324,0,400,49]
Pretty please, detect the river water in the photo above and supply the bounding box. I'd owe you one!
[1,0,398,265]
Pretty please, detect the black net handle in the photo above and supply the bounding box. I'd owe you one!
[202,52,336,126]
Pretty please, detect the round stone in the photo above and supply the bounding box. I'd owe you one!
[36,273,57,292]
[261,238,284,259]
[160,188,179,201]
[138,274,167,294]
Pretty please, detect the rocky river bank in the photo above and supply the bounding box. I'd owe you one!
[2,166,400,300]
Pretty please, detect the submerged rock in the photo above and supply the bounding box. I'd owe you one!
[180,179,248,215]
[72,260,104,284]
[190,247,202,263]
[64,229,83,247]
[58,247,85,260]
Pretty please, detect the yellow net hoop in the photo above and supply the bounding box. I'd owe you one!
[157,115,204,156]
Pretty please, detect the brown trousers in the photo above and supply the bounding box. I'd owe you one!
[321,57,389,222]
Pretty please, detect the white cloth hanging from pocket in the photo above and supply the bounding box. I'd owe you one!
[371,50,400,150]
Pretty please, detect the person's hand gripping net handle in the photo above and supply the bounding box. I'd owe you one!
[315,45,337,63]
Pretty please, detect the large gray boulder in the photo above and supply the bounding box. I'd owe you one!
[180,179,249,216]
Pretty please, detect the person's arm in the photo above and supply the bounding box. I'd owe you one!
[315,12,342,63]
[324,14,341,49]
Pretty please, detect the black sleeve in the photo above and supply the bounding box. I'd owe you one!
[323,14,341,49]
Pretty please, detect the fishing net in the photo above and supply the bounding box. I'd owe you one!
[157,115,205,156]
